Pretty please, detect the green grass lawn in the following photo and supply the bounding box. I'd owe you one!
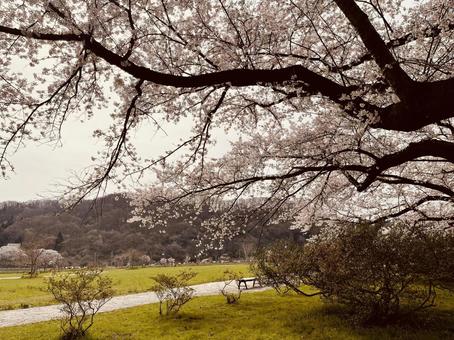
[0,272,20,277]
[1,289,453,339]
[0,263,250,310]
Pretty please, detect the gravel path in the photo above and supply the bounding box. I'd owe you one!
[0,281,269,327]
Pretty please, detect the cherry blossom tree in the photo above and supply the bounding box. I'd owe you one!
[0,1,453,247]
[41,248,64,269]
[22,241,63,276]
[0,244,26,267]
[0,244,62,272]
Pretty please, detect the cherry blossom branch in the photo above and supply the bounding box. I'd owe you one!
[1,21,453,133]
[372,195,453,223]
[0,24,83,41]
[377,174,454,197]
[64,79,144,206]
[358,139,454,191]
[334,23,454,72]
[333,0,414,100]
[0,64,83,165]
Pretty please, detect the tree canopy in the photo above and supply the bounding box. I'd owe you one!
[0,0,452,245]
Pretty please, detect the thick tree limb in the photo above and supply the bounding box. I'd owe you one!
[374,78,454,131]
[377,174,454,197]
[334,0,414,100]
[0,24,350,97]
[0,25,82,41]
[373,195,453,223]
[334,23,454,72]
[1,19,453,135]
[86,39,350,97]
[359,139,454,191]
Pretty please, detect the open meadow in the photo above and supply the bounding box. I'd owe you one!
[0,263,250,310]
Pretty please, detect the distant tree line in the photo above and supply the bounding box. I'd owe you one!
[0,195,298,266]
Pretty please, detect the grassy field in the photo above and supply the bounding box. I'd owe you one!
[0,263,250,310]
[1,289,453,339]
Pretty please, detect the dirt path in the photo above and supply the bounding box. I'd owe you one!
[0,281,269,327]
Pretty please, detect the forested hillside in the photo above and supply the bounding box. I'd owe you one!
[0,195,298,266]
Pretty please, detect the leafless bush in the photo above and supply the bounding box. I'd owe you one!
[151,270,196,315]
[47,268,114,339]
[252,241,318,296]
[220,270,242,304]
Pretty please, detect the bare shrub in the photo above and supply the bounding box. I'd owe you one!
[151,270,196,315]
[47,268,114,339]
[252,240,321,296]
[22,246,45,278]
[254,223,454,323]
[220,270,242,304]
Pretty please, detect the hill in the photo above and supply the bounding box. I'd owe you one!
[0,195,298,266]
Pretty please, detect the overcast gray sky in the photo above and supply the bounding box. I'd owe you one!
[0,122,96,202]
[2,118,115,202]
[0,105,233,203]
[0,110,196,202]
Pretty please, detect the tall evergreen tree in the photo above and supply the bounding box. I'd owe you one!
[54,231,64,251]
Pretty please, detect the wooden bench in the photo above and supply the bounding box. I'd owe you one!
[237,277,261,289]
